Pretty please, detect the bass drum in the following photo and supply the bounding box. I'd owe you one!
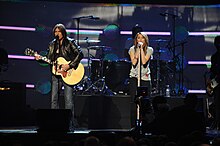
[90,59,112,82]
[105,60,131,94]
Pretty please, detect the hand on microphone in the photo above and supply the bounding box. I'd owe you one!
[138,42,143,48]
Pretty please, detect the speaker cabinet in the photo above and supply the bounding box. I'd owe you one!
[0,82,26,110]
[36,109,72,133]
[75,95,132,129]
[0,82,27,126]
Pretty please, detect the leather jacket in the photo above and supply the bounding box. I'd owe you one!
[210,51,220,83]
[47,37,84,69]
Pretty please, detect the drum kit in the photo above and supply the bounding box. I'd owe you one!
[74,41,117,95]
[74,38,176,96]
[150,39,176,96]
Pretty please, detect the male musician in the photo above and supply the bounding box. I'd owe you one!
[209,35,220,129]
[35,23,84,130]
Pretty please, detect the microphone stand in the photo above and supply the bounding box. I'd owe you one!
[160,12,178,95]
[135,45,142,135]
[72,15,98,45]
[160,12,178,57]
[171,14,178,96]
[178,41,187,95]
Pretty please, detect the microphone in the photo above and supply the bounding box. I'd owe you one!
[55,35,59,40]
[72,15,100,20]
[90,16,100,20]
[138,42,143,47]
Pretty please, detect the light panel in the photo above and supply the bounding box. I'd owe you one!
[188,90,206,94]
[120,31,171,36]
[8,55,34,60]
[26,84,35,88]
[1,25,220,36]
[188,61,211,65]
[0,26,35,31]
[8,55,88,64]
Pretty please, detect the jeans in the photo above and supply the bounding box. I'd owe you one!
[51,75,75,127]
[214,85,220,127]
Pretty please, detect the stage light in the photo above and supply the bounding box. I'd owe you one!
[36,80,51,94]
[103,24,120,40]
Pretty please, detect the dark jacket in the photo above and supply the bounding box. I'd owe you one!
[47,37,84,70]
[210,51,220,83]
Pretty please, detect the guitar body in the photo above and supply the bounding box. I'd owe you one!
[52,57,84,85]
[24,48,84,86]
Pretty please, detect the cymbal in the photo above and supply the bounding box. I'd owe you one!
[78,40,100,43]
[154,49,166,53]
[88,46,111,51]
[151,39,168,42]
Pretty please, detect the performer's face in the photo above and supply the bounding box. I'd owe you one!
[136,34,146,47]
[54,28,63,40]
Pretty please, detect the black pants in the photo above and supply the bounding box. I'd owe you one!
[129,77,153,128]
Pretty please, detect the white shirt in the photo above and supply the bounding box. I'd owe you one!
[128,45,153,81]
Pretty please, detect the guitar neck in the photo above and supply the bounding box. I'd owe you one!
[40,56,52,64]
[36,54,52,65]
[25,48,52,65]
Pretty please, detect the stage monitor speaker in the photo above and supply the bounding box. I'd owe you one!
[36,109,72,133]
[0,82,26,110]
[0,82,27,126]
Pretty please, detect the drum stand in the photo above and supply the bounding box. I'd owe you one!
[151,46,163,96]
[82,47,116,95]
[83,59,116,95]
[74,41,93,94]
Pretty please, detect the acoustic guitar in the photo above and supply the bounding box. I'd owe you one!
[24,48,84,85]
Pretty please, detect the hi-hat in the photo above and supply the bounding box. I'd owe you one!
[78,40,100,43]
[88,46,111,51]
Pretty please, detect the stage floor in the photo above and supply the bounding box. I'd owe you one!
[0,126,135,146]
[0,126,219,145]
[0,126,131,134]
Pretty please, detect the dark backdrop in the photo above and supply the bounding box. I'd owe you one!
[0,1,219,110]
